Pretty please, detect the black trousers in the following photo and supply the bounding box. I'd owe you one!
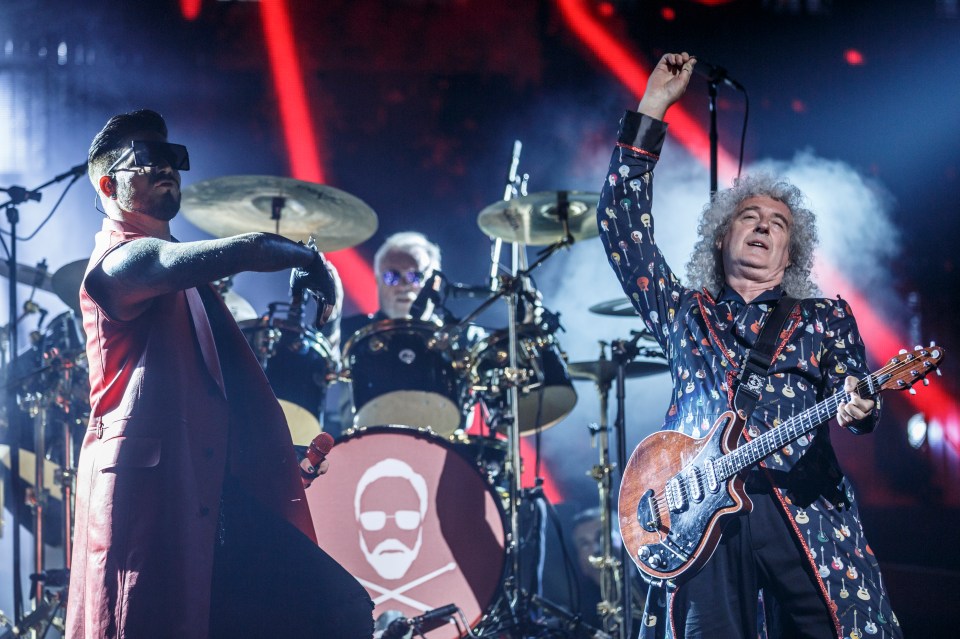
[209,480,374,639]
[671,475,835,639]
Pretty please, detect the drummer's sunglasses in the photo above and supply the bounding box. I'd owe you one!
[106,140,190,175]
[380,269,426,287]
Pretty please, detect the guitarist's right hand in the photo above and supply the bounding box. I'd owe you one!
[637,52,697,121]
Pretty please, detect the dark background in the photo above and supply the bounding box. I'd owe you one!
[1,0,958,635]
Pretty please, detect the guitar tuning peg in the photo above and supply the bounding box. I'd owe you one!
[929,340,938,347]
[914,345,922,351]
[908,387,917,395]
[923,378,930,386]
[936,369,942,376]
[898,349,908,355]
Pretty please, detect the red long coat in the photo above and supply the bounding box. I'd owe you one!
[66,218,316,639]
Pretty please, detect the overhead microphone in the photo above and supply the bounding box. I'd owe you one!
[692,58,745,91]
[408,272,443,320]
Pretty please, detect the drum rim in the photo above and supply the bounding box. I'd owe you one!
[341,317,446,359]
[328,423,510,631]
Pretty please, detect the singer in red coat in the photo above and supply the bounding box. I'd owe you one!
[66,110,373,639]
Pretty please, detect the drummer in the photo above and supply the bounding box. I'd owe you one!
[328,231,442,344]
[322,232,443,432]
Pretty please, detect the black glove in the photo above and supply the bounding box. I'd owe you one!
[290,251,338,327]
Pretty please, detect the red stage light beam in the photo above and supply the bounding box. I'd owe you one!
[179,0,202,21]
[555,0,739,183]
[259,0,377,314]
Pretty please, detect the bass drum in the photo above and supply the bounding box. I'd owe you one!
[468,325,577,434]
[342,319,467,435]
[306,426,506,638]
[240,312,337,446]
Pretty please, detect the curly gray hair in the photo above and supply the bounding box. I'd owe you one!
[685,173,819,299]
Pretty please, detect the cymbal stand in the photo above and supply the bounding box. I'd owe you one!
[585,342,626,639]
[609,333,648,638]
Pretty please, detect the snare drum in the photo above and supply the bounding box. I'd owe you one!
[306,426,506,638]
[342,319,467,435]
[240,311,337,446]
[468,326,577,434]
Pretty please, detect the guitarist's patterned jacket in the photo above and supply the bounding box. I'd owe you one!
[599,111,901,639]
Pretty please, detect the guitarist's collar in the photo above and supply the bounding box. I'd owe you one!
[717,284,784,305]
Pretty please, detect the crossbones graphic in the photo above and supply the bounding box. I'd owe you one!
[358,562,457,611]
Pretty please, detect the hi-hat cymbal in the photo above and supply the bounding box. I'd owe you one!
[52,259,87,317]
[477,191,600,245]
[181,175,378,251]
[568,357,668,384]
[588,298,637,317]
[0,260,54,292]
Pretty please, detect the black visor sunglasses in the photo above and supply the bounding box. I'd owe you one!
[107,140,190,175]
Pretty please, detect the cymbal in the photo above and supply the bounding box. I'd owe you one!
[477,191,600,245]
[181,175,378,251]
[0,259,54,292]
[588,298,637,317]
[221,289,258,323]
[568,357,668,384]
[52,259,87,317]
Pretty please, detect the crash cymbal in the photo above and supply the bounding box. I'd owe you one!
[0,259,54,292]
[588,298,637,317]
[181,175,378,251]
[568,357,668,384]
[52,259,87,317]
[220,289,258,323]
[477,191,600,246]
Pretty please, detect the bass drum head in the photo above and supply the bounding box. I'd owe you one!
[306,425,506,638]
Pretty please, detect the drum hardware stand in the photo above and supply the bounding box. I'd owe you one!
[584,340,627,639]
[473,216,577,635]
[609,331,653,639]
[2,164,85,626]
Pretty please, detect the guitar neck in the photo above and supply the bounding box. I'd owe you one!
[715,373,882,480]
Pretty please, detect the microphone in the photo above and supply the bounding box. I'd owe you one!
[54,162,88,182]
[693,58,745,91]
[444,281,490,298]
[300,432,334,488]
[408,272,442,320]
[410,604,458,632]
[381,604,459,639]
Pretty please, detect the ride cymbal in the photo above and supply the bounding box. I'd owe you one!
[477,191,600,245]
[52,259,87,317]
[0,260,54,292]
[588,298,637,317]
[181,175,378,251]
[567,357,668,384]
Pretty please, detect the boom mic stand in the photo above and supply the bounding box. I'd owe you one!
[0,163,85,628]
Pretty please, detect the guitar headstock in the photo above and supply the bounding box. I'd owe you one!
[874,345,945,394]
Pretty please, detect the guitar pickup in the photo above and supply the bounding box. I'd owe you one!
[665,475,689,513]
[638,489,661,532]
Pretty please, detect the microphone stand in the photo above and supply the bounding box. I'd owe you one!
[0,163,85,627]
[609,331,646,639]
[708,78,719,195]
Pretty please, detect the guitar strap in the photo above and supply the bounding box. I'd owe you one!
[732,295,798,420]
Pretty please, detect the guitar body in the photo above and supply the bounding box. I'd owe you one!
[618,410,750,586]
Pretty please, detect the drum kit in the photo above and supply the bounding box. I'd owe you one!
[0,161,669,638]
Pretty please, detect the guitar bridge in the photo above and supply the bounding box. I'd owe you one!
[637,489,661,532]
